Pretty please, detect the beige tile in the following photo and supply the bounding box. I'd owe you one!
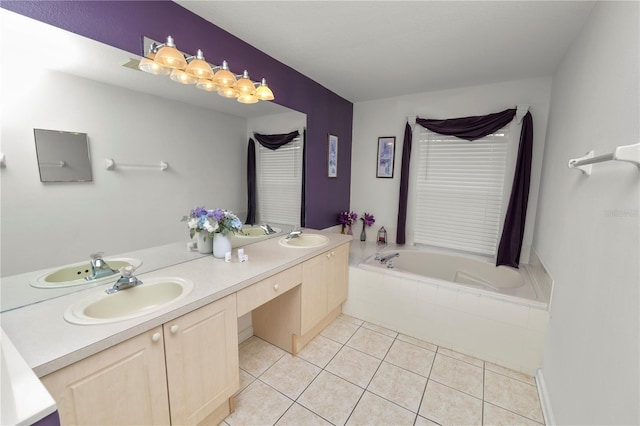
[276,403,332,426]
[239,336,286,377]
[235,368,255,396]
[384,339,435,377]
[397,333,438,352]
[419,380,482,426]
[346,327,394,359]
[430,353,484,398]
[483,402,543,426]
[321,316,361,344]
[225,380,292,426]
[367,361,428,412]
[298,371,364,425]
[346,391,415,426]
[362,321,398,338]
[437,346,484,368]
[261,354,322,399]
[325,346,381,388]
[297,334,343,368]
[484,370,544,423]
[485,362,536,385]
[340,314,364,326]
[414,416,440,426]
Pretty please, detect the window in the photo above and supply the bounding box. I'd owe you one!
[413,126,511,256]
[256,137,303,226]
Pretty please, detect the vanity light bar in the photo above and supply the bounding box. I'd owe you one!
[139,36,274,102]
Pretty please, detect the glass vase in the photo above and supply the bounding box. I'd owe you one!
[196,232,213,254]
[213,233,232,259]
[360,226,367,242]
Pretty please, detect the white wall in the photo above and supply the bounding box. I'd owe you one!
[351,77,552,262]
[1,68,247,276]
[534,2,639,424]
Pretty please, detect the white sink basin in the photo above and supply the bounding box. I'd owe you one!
[31,258,143,289]
[64,277,193,325]
[279,234,329,248]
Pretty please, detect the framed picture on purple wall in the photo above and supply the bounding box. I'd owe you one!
[328,134,338,178]
[376,136,395,178]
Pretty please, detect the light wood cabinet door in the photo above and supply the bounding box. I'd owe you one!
[41,327,170,426]
[164,294,239,425]
[301,251,329,334]
[327,243,349,311]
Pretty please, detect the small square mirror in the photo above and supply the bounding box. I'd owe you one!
[34,129,92,182]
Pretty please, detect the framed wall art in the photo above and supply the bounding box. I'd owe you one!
[328,133,338,178]
[376,136,395,178]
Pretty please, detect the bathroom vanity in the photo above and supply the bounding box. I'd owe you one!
[1,230,351,425]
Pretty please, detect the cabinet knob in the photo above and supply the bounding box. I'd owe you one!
[170,325,180,334]
[326,253,331,258]
[273,284,279,291]
[151,332,162,342]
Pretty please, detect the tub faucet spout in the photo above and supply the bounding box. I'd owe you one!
[379,252,399,264]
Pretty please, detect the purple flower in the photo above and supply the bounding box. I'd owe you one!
[213,209,225,221]
[337,211,358,225]
[361,212,375,227]
[191,206,207,218]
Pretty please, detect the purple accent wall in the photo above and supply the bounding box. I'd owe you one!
[2,1,352,229]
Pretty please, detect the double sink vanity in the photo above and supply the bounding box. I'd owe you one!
[1,229,351,425]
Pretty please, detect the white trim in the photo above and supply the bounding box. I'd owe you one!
[238,325,254,344]
[535,368,556,426]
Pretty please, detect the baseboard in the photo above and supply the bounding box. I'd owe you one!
[535,368,555,426]
[238,325,254,344]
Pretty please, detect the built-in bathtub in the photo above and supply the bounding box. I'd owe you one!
[343,244,550,374]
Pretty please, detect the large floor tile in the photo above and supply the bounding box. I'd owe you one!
[298,371,364,426]
[276,403,332,426]
[225,380,292,426]
[239,336,286,377]
[367,361,427,412]
[430,353,484,398]
[261,354,321,399]
[483,402,543,425]
[297,335,343,368]
[384,339,435,377]
[484,370,544,423]
[438,347,485,368]
[325,345,381,388]
[236,368,255,396]
[339,314,364,327]
[362,321,399,338]
[419,380,482,426]
[346,391,415,426]
[397,333,438,352]
[346,327,394,359]
[320,316,361,344]
[485,362,536,385]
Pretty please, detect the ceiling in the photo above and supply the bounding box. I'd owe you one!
[175,1,595,103]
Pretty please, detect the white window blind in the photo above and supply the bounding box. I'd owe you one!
[414,127,510,256]
[256,137,302,226]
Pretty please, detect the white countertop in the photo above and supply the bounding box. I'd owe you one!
[1,229,351,378]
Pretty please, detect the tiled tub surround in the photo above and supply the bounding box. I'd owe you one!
[225,314,544,425]
[344,243,551,375]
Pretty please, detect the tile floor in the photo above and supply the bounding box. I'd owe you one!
[223,314,544,426]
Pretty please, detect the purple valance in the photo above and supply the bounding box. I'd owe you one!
[254,131,300,150]
[397,108,533,268]
[416,108,516,141]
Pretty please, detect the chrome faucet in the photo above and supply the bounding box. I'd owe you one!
[285,227,303,240]
[105,265,142,294]
[378,252,399,264]
[260,223,277,235]
[85,252,119,281]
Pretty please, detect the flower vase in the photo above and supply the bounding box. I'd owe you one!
[360,226,367,242]
[341,224,346,234]
[347,224,353,235]
[196,232,213,254]
[213,233,232,259]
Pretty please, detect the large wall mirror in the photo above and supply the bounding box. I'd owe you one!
[1,9,306,312]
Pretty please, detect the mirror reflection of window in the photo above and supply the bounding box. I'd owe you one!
[34,129,92,182]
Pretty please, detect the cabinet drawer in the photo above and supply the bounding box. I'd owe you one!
[237,264,302,316]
